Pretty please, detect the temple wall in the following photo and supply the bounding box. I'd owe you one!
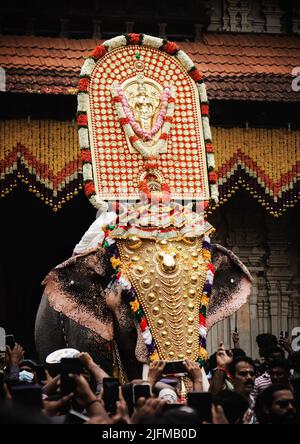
[207,193,300,358]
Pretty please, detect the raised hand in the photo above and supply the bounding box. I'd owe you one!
[147,360,166,386]
[216,342,233,369]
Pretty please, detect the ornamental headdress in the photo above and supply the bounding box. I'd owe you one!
[77,33,218,211]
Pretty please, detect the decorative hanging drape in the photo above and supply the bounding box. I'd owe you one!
[1,119,299,215]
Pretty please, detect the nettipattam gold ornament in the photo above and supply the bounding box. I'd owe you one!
[117,237,207,361]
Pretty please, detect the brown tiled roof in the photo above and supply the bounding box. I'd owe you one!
[1,33,299,101]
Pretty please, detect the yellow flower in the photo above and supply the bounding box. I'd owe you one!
[110,257,121,269]
[150,351,160,362]
[199,347,208,361]
[130,299,139,312]
[201,295,210,307]
[202,250,211,261]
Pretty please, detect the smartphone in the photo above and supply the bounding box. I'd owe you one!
[35,364,47,383]
[122,383,134,416]
[103,377,119,414]
[133,383,152,405]
[10,384,43,410]
[187,392,212,423]
[0,328,5,352]
[5,334,15,350]
[60,358,83,395]
[163,360,186,375]
[285,331,289,338]
[280,331,284,338]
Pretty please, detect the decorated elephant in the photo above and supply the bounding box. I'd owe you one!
[35,33,253,384]
[35,209,252,381]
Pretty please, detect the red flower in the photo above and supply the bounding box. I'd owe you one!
[168,97,175,103]
[199,314,206,326]
[205,143,214,153]
[163,41,179,55]
[77,114,88,126]
[129,135,139,144]
[112,96,121,103]
[128,33,141,44]
[209,171,218,183]
[140,317,147,332]
[81,149,91,162]
[84,181,95,196]
[90,45,107,60]
[165,116,173,123]
[207,263,216,274]
[160,133,168,141]
[201,103,209,115]
[119,117,129,126]
[189,68,203,83]
[78,77,89,92]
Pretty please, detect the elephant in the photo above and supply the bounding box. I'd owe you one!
[35,233,252,381]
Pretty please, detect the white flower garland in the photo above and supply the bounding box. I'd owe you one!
[105,35,127,51]
[142,34,164,49]
[80,58,96,77]
[77,93,88,112]
[176,50,194,72]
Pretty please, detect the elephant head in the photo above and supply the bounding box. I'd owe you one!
[35,242,252,380]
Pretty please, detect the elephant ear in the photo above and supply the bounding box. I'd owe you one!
[206,244,253,330]
[42,247,115,341]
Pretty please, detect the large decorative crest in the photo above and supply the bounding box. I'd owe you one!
[77,34,218,209]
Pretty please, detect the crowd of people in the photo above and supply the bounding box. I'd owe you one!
[0,331,299,424]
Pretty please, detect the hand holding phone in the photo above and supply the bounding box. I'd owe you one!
[60,358,83,395]
[163,360,187,375]
[133,383,152,405]
[5,334,15,350]
[35,364,47,383]
[103,377,119,414]
[187,392,212,423]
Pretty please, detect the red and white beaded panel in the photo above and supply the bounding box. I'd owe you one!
[88,45,209,201]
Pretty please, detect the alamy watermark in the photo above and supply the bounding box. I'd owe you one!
[291,327,300,352]
[0,67,6,92]
[291,67,300,92]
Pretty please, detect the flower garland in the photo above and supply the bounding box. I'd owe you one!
[197,235,215,366]
[111,82,175,158]
[77,33,218,206]
[103,225,160,362]
[102,224,214,366]
[116,85,171,141]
